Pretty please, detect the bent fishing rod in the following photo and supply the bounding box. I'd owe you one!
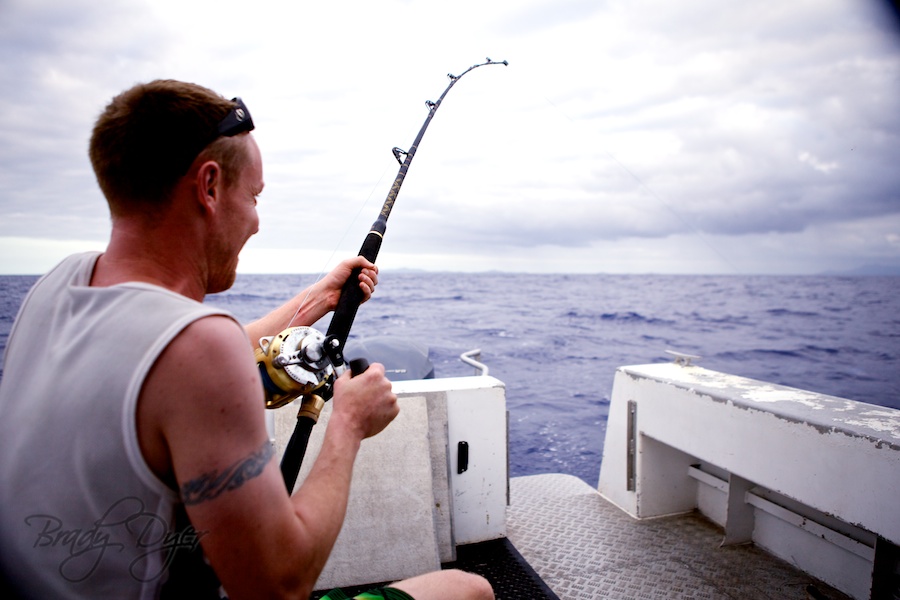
[254,58,507,491]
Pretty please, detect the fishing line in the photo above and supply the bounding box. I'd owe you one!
[283,159,396,330]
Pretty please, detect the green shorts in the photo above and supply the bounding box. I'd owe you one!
[319,587,414,600]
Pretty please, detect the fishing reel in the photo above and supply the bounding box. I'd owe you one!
[255,326,354,413]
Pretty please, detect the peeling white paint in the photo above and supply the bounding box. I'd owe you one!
[742,386,827,408]
[627,363,900,444]
[843,418,900,436]
[844,410,900,437]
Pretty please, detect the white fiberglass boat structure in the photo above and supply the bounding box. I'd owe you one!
[267,351,900,600]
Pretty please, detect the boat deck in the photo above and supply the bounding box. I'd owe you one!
[507,474,852,600]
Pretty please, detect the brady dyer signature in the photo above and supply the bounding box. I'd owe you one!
[24,496,207,583]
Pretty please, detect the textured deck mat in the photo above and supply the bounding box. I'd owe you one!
[445,538,560,600]
[312,538,558,600]
[506,474,852,600]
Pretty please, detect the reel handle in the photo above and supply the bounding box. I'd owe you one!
[349,357,369,377]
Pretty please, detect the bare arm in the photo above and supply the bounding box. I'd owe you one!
[138,316,397,599]
[243,257,378,346]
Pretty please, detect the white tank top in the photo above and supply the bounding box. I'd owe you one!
[0,252,235,599]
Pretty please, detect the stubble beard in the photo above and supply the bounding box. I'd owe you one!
[207,256,239,295]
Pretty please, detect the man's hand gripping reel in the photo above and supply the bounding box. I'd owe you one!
[256,326,368,492]
[255,326,369,418]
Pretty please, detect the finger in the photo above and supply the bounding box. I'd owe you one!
[358,271,378,300]
[349,256,375,270]
[358,272,375,291]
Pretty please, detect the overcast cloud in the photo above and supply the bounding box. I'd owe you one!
[1,0,899,275]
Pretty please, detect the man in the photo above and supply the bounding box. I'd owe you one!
[0,80,493,600]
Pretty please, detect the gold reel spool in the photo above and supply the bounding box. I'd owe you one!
[255,326,334,409]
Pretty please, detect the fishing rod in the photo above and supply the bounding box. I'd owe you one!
[326,57,508,348]
[254,58,507,491]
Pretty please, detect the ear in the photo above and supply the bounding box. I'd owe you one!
[195,160,222,216]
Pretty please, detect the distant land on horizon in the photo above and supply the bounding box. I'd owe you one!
[2,265,900,278]
[381,265,900,277]
[818,264,900,276]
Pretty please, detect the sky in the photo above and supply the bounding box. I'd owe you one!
[1,0,899,276]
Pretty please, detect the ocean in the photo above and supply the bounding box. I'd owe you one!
[2,272,898,486]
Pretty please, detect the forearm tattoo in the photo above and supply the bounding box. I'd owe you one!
[180,440,275,506]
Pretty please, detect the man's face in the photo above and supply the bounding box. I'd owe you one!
[207,134,263,294]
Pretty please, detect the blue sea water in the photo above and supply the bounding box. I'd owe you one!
[2,273,898,486]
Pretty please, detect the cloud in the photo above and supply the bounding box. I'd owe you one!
[0,0,898,274]
[495,0,607,34]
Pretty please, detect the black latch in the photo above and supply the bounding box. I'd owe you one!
[457,441,469,474]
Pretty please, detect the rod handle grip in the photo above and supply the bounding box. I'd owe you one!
[281,416,315,492]
[327,224,385,345]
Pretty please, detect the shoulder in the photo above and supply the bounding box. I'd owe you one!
[138,314,267,484]
[142,314,263,439]
[176,312,249,347]
[154,314,258,403]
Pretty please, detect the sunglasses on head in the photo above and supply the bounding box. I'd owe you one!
[217,97,254,137]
